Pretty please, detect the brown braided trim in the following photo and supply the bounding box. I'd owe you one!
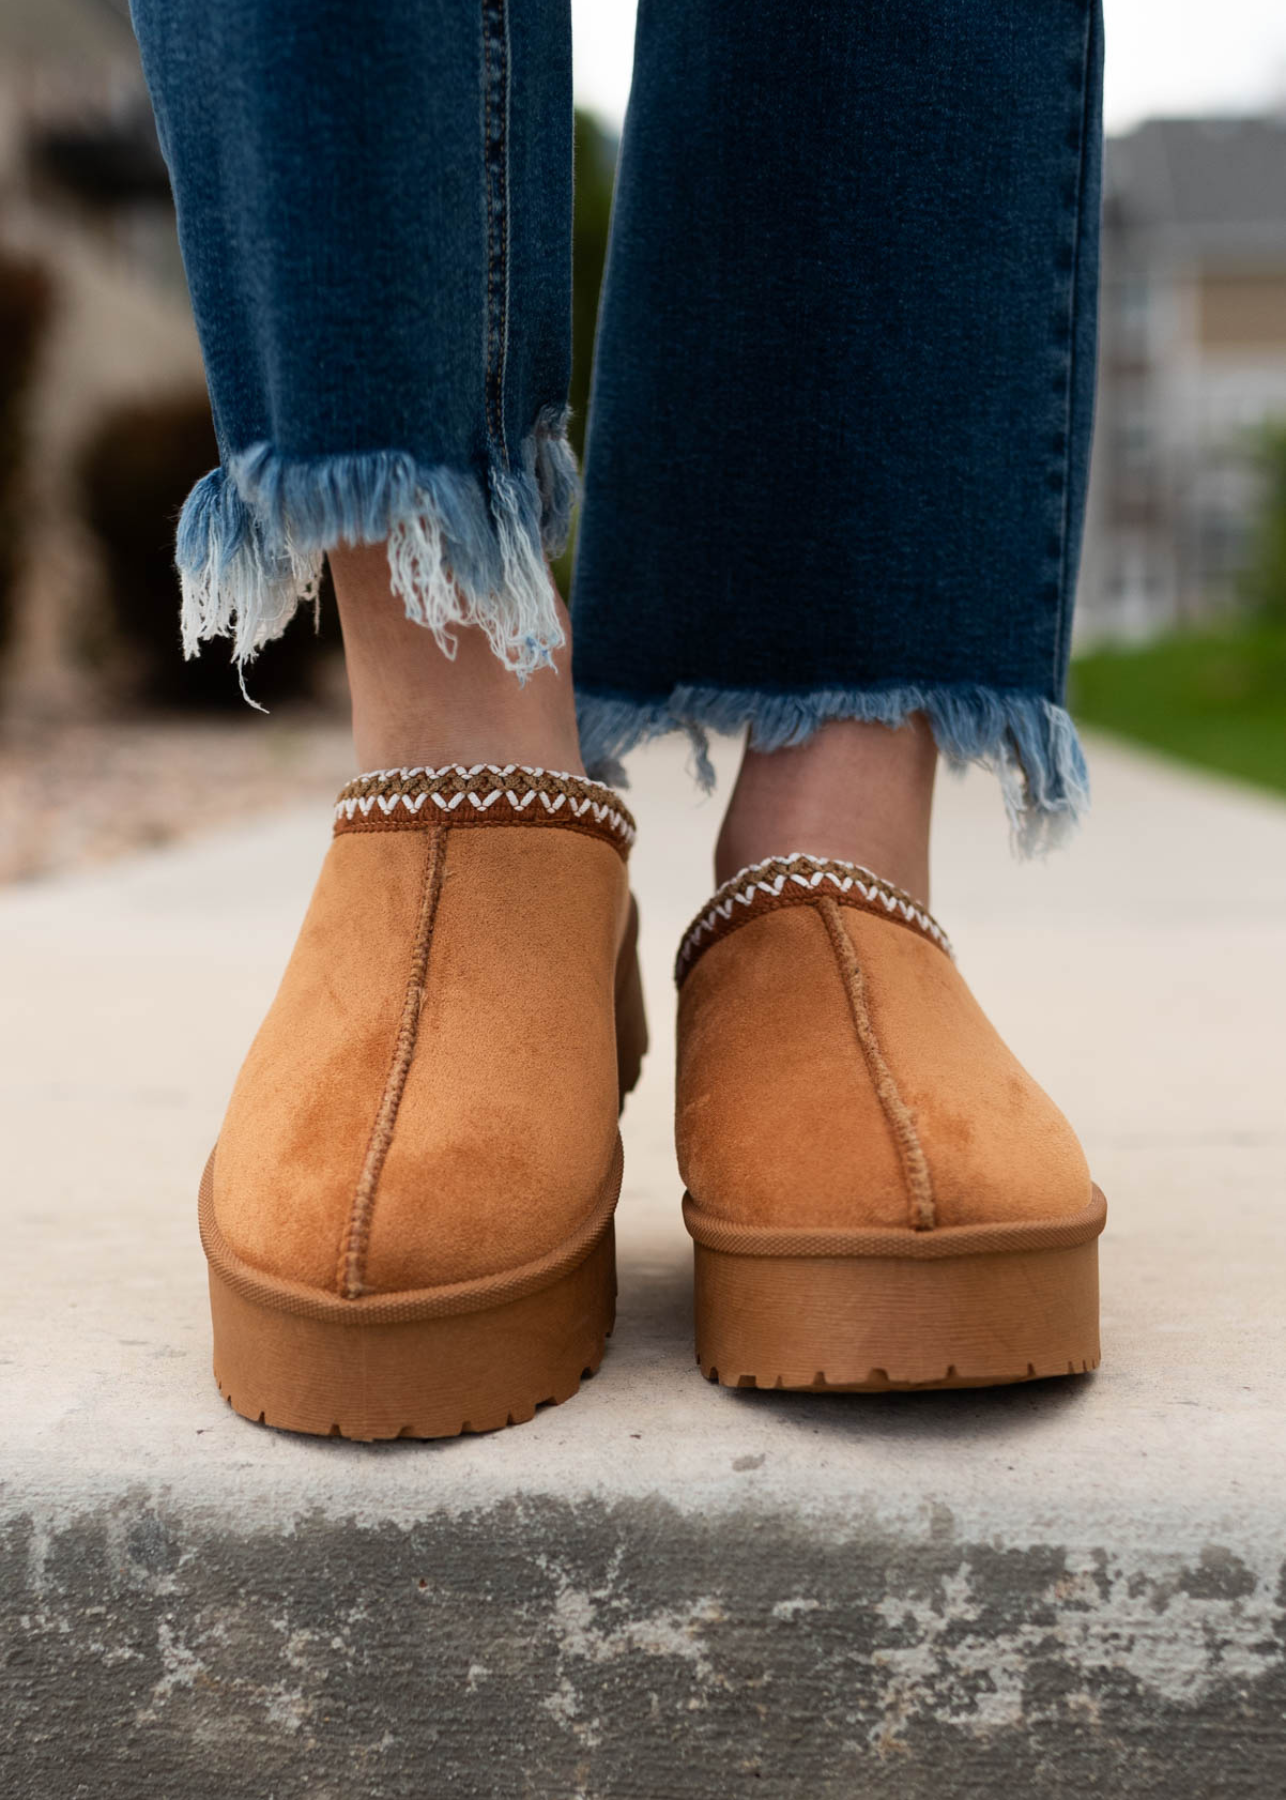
[675,854,952,985]
[199,1137,624,1324]
[334,764,636,857]
[682,1186,1106,1260]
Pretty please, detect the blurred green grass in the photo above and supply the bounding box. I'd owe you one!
[1071,622,1286,797]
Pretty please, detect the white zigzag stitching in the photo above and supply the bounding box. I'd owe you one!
[333,763,635,845]
[676,852,953,974]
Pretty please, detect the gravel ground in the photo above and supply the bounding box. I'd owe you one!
[0,710,355,885]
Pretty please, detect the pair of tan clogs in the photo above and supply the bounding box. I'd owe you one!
[200,764,1104,1439]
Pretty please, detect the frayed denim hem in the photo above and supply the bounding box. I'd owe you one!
[175,404,577,685]
[577,682,1090,857]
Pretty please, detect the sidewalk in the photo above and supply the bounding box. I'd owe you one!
[2,733,1284,1798]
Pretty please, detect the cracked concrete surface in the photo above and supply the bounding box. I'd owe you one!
[1,733,1284,1797]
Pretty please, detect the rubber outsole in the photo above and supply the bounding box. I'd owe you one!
[209,1224,616,1439]
[689,1188,1106,1392]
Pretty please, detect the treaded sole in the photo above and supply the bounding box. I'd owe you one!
[209,1223,616,1440]
[692,1214,1103,1392]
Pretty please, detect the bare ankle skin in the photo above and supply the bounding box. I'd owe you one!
[329,541,584,774]
[715,716,938,906]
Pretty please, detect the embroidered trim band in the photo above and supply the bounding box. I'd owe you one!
[675,853,953,984]
[334,763,636,856]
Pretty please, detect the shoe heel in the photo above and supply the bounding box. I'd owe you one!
[692,1234,1101,1391]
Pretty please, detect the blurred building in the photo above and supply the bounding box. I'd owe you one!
[1080,116,1286,643]
[0,0,186,296]
[0,0,203,717]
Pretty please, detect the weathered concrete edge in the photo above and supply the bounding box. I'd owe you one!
[3,1489,1282,1800]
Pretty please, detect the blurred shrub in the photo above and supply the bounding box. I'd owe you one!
[569,110,618,463]
[0,253,55,658]
[1242,422,1286,625]
[552,110,618,597]
[1072,620,1286,799]
[76,394,341,709]
[27,105,172,211]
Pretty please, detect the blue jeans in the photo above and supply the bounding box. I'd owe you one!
[132,0,1103,850]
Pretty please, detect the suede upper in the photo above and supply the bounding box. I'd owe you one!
[676,855,1092,1235]
[213,765,634,1296]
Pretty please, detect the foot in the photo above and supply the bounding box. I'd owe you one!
[675,852,1104,1390]
[201,763,645,1438]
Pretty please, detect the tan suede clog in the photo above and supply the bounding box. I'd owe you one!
[200,764,645,1439]
[675,854,1105,1390]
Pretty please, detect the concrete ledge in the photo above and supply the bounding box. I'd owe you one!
[7,1492,1284,1799]
[2,737,1284,1797]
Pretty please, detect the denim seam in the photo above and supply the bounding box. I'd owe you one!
[482,0,511,463]
[1051,0,1097,689]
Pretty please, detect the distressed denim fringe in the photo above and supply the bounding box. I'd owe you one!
[176,405,577,684]
[577,683,1090,857]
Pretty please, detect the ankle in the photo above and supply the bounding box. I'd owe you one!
[715,717,937,905]
[348,683,585,776]
[331,541,585,775]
